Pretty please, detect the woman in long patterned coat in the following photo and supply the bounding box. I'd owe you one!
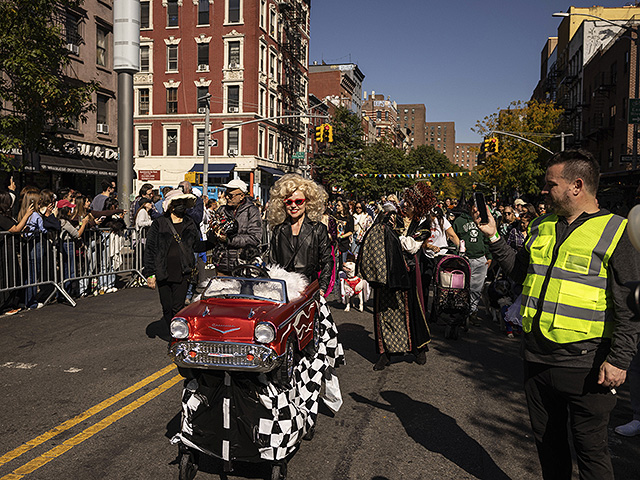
[357,182,435,370]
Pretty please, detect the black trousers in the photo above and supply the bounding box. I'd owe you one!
[523,361,617,480]
[157,278,190,328]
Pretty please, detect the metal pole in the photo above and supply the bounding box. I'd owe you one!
[117,72,134,224]
[201,94,211,196]
[560,132,565,152]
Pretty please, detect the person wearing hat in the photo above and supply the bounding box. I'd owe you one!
[143,189,215,339]
[513,198,526,217]
[212,178,262,275]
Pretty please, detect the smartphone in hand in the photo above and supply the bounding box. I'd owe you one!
[474,192,489,225]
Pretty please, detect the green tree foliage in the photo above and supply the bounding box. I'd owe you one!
[473,100,563,195]
[352,140,412,199]
[312,106,364,192]
[0,0,98,169]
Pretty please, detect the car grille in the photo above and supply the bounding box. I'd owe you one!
[169,341,278,372]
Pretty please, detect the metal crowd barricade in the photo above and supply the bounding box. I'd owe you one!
[0,227,147,309]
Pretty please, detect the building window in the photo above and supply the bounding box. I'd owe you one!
[269,93,275,117]
[269,8,276,36]
[65,12,82,49]
[268,132,274,158]
[139,88,149,115]
[260,45,266,73]
[96,26,108,67]
[198,0,209,25]
[260,0,266,29]
[197,43,209,68]
[197,86,208,110]
[259,88,265,116]
[228,128,239,152]
[166,87,178,114]
[167,0,179,27]
[140,1,150,28]
[138,129,149,154]
[197,128,206,156]
[228,41,240,67]
[376,111,381,121]
[258,128,264,157]
[167,45,178,71]
[97,94,108,128]
[228,0,240,23]
[140,46,150,72]
[228,85,240,112]
[166,129,178,156]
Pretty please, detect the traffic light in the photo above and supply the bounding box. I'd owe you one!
[488,137,499,153]
[325,124,333,143]
[315,124,324,142]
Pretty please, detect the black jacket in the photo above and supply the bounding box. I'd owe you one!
[216,198,262,273]
[269,216,334,291]
[143,215,210,281]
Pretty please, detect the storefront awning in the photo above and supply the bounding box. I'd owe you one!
[190,163,236,178]
[39,154,117,176]
[260,166,285,177]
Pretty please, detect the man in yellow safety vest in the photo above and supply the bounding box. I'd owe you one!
[475,149,640,480]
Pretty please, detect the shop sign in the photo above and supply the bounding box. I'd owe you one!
[138,169,161,181]
[52,141,118,160]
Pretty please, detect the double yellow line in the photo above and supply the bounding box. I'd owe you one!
[0,364,182,480]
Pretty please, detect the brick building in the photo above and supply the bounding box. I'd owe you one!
[308,62,365,115]
[425,121,455,162]
[133,0,310,200]
[15,0,118,194]
[453,143,479,170]
[362,92,401,146]
[397,104,426,149]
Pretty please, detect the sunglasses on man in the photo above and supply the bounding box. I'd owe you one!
[284,198,306,206]
[225,191,243,198]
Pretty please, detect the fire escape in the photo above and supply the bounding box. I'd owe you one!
[277,0,308,164]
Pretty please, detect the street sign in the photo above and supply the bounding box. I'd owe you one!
[629,99,640,124]
[292,151,305,159]
[198,139,218,147]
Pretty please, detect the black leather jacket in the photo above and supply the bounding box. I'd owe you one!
[269,216,334,291]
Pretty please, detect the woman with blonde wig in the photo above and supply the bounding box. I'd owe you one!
[267,174,333,296]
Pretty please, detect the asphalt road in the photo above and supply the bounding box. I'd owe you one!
[0,287,638,480]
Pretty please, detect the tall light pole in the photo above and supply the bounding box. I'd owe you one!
[113,0,140,223]
[553,11,640,170]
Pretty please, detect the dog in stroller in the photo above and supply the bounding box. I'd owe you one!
[432,255,471,339]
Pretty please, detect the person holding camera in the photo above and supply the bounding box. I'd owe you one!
[211,179,262,275]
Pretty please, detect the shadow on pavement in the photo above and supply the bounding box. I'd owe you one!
[337,322,378,364]
[351,390,512,480]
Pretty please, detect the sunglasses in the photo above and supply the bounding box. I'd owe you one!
[284,198,306,206]
[225,191,242,198]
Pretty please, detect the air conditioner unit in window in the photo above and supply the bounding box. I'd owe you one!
[196,64,209,72]
[138,150,148,157]
[96,123,109,134]
[229,63,240,69]
[228,149,238,156]
[268,154,274,160]
[66,43,79,55]
[229,106,239,113]
[198,107,207,114]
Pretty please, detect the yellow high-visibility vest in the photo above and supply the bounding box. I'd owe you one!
[520,213,627,344]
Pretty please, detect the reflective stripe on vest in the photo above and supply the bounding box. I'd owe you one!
[520,213,627,344]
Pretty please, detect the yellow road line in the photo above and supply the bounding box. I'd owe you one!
[0,364,176,468]
[1,374,182,480]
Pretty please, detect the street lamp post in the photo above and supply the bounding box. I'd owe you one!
[553,11,640,170]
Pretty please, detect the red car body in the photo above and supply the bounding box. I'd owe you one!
[168,278,320,373]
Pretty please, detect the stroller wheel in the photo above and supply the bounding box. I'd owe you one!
[178,449,198,480]
[462,316,470,333]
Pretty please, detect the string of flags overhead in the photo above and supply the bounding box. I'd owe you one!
[353,171,473,179]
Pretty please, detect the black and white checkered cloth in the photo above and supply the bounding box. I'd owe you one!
[171,296,344,462]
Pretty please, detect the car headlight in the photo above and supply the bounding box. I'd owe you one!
[170,318,189,339]
[254,322,276,344]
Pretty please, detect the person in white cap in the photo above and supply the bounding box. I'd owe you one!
[213,178,262,274]
[513,198,526,217]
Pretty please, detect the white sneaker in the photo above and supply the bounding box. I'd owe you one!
[344,304,350,312]
[615,419,640,437]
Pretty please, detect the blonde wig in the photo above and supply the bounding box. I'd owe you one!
[266,174,328,227]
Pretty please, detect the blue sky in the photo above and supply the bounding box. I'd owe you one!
[309,0,629,143]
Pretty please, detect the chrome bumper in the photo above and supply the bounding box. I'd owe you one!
[169,341,280,372]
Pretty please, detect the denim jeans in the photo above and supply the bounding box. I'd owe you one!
[468,256,488,314]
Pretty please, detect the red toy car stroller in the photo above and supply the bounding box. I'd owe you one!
[432,255,472,339]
